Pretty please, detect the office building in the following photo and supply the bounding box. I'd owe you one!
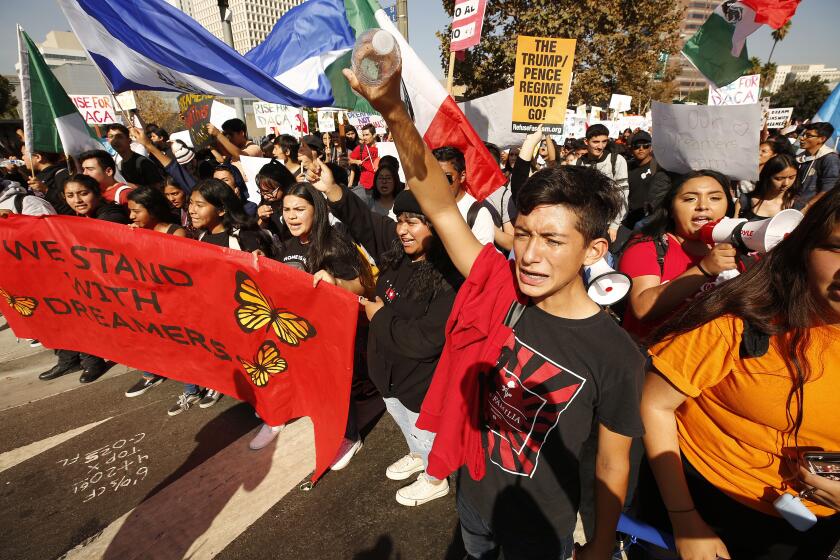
[768,64,840,93]
[187,0,303,54]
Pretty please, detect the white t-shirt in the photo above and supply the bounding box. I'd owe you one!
[457,191,495,246]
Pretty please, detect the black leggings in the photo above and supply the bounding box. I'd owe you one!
[630,456,840,560]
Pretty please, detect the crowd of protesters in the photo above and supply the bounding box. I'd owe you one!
[1,65,839,559]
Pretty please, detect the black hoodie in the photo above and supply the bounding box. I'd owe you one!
[329,185,457,412]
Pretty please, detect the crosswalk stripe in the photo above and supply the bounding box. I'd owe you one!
[60,418,315,560]
[0,417,113,474]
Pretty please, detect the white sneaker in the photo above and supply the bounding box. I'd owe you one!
[386,453,425,481]
[330,438,362,471]
[249,423,284,450]
[395,473,449,507]
[198,389,222,408]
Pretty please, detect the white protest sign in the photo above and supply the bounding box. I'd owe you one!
[576,104,587,117]
[561,113,588,140]
[589,120,623,139]
[458,87,527,148]
[652,101,760,181]
[69,95,122,125]
[616,115,648,133]
[766,107,793,129]
[707,74,760,106]
[375,142,406,183]
[609,94,632,113]
[239,155,272,203]
[169,130,193,148]
[209,101,238,129]
[114,91,137,111]
[317,110,336,133]
[254,103,308,137]
[347,111,387,136]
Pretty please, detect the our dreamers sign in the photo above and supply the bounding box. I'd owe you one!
[0,215,358,482]
[511,36,576,134]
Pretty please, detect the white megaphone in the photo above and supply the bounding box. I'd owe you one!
[699,209,803,253]
[585,258,632,306]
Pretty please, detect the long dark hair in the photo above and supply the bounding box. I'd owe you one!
[127,185,177,224]
[371,166,404,201]
[640,169,735,240]
[194,178,257,233]
[751,153,801,210]
[379,212,458,301]
[649,187,840,442]
[281,182,374,293]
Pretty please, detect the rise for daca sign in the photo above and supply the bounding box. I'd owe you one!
[0,215,358,482]
[69,95,122,126]
[511,36,576,134]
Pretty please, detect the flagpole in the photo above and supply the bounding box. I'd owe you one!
[16,25,36,181]
[446,49,456,95]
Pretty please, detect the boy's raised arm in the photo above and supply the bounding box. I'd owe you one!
[342,68,484,278]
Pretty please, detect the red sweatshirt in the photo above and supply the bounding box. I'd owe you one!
[417,245,526,481]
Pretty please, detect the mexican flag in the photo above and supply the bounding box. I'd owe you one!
[17,25,103,156]
[246,0,506,200]
[682,0,800,88]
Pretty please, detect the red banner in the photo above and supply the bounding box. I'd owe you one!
[0,215,358,482]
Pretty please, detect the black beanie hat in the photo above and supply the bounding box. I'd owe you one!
[393,190,423,216]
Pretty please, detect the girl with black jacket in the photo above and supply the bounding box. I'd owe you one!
[311,159,459,507]
[38,174,129,385]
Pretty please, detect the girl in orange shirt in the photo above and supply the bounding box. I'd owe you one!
[640,187,840,559]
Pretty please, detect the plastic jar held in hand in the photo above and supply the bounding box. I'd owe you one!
[351,28,402,87]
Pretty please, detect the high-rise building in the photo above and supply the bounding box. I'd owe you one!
[186,0,303,54]
[673,0,718,97]
[768,64,840,94]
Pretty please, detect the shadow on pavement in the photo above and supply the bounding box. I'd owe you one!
[101,403,264,560]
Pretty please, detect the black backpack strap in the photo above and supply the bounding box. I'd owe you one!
[739,320,770,358]
[466,200,483,230]
[502,301,526,329]
[654,235,668,276]
[13,193,25,214]
[610,151,618,177]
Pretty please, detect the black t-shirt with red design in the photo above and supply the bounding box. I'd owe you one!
[457,304,644,539]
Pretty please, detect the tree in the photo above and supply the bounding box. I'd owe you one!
[771,76,830,122]
[767,21,791,65]
[746,56,777,93]
[0,75,19,119]
[437,0,683,108]
[684,89,708,105]
[134,91,182,132]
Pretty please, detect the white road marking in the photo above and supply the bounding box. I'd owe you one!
[60,418,316,560]
[0,417,113,474]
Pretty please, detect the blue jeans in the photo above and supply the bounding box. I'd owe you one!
[383,397,436,476]
[457,489,574,560]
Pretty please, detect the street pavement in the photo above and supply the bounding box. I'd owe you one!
[0,319,466,560]
[3,318,836,560]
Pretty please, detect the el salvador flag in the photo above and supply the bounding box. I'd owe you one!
[56,0,329,106]
[245,0,355,105]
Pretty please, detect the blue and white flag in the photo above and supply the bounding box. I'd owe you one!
[813,84,840,149]
[244,0,371,111]
[57,0,327,106]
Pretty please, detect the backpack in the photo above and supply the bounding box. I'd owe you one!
[577,149,619,178]
[13,193,25,214]
[466,200,484,229]
[602,234,669,324]
[198,228,242,250]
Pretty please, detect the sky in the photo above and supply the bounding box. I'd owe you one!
[2,0,839,86]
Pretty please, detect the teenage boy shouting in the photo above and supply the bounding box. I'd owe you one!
[343,63,643,560]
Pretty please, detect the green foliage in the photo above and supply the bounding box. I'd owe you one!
[0,75,19,118]
[438,0,683,108]
[771,76,831,122]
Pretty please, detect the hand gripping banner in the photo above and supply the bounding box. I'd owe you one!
[0,215,359,482]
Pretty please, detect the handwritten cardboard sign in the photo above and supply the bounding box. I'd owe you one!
[651,101,760,180]
[766,107,793,129]
[177,94,215,149]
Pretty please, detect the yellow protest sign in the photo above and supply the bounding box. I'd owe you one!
[512,36,576,134]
